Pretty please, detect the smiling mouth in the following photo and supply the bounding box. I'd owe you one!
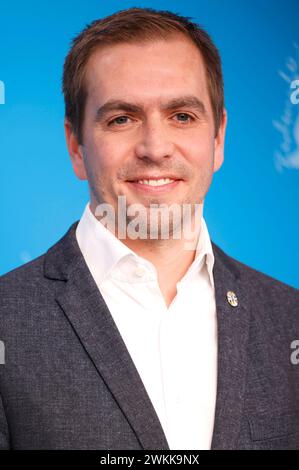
[128,177,178,186]
[125,177,182,193]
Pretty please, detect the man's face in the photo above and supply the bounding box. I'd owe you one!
[65,35,226,234]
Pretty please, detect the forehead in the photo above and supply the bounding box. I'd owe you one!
[84,37,209,105]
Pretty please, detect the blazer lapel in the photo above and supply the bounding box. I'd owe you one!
[210,243,251,449]
[44,222,170,450]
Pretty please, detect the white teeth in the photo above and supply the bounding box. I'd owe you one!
[136,178,175,186]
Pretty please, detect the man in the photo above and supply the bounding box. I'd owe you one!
[0,7,299,450]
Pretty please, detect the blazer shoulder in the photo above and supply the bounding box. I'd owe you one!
[0,254,49,310]
[212,242,299,336]
[0,221,79,294]
[212,242,299,300]
[0,254,45,287]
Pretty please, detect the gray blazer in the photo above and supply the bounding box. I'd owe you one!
[0,221,299,450]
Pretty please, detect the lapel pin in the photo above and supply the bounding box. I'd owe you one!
[226,291,238,307]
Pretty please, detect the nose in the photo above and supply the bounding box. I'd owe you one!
[134,117,175,162]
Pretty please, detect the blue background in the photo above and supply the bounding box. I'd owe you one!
[0,0,298,288]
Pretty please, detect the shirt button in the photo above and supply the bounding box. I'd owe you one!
[134,266,147,277]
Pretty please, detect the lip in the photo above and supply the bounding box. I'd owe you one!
[127,175,181,181]
[126,179,182,194]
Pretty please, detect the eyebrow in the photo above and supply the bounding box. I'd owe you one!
[94,95,206,122]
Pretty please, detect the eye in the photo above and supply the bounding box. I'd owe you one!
[107,113,194,127]
[107,116,131,126]
[173,113,194,124]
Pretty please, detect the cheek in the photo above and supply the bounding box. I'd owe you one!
[181,139,215,192]
[82,141,112,179]
[90,134,129,172]
[181,132,214,166]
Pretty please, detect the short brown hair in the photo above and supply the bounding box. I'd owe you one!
[62,7,224,143]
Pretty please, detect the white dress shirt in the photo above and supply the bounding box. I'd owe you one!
[76,202,217,450]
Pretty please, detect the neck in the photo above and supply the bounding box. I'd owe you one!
[122,214,202,274]
[90,200,204,307]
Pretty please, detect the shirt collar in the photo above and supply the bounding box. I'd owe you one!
[76,202,214,288]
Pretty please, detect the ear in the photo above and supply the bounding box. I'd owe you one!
[213,109,227,172]
[64,119,87,180]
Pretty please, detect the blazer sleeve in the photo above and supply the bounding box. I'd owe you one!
[0,393,10,449]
